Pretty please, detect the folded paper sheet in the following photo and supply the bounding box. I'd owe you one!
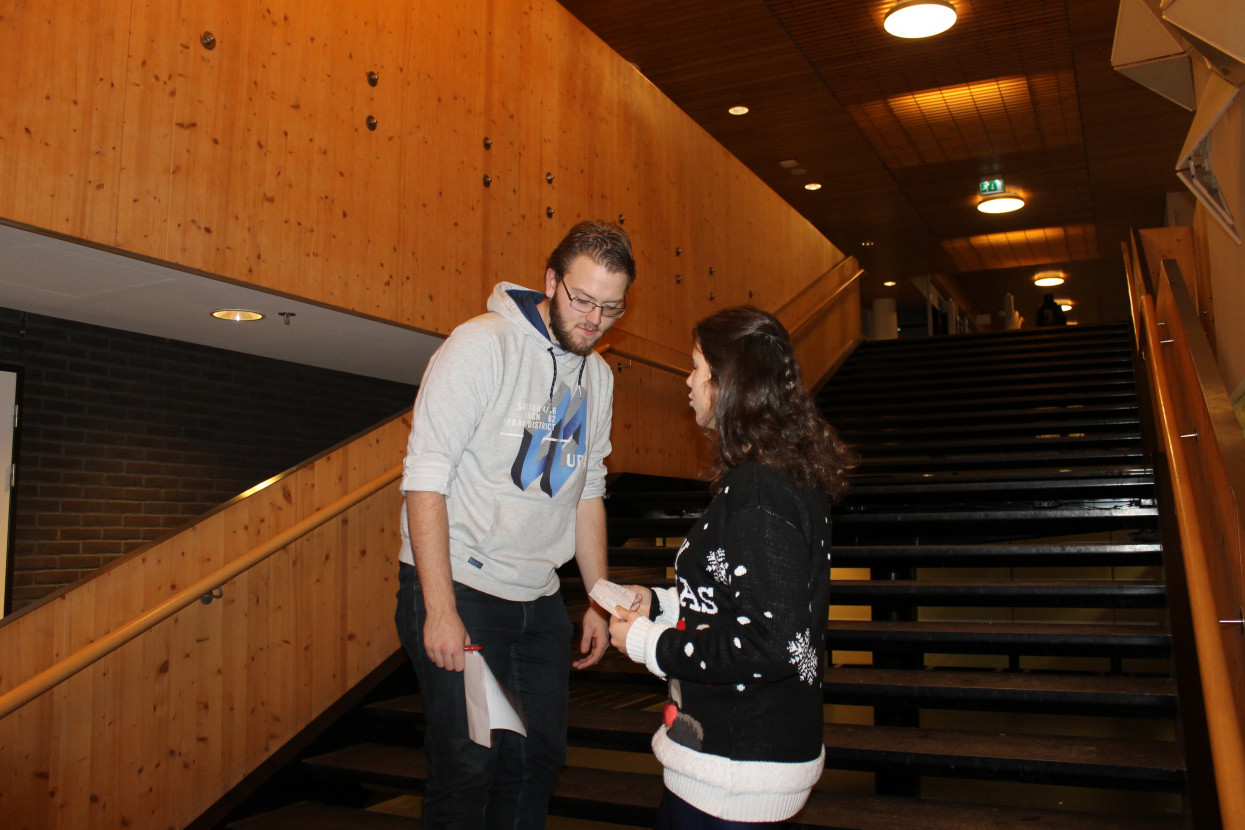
[589,578,642,616]
[463,650,527,747]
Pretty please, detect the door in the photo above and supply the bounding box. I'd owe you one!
[0,369,16,617]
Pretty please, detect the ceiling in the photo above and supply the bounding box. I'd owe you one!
[557,0,1197,327]
[0,224,439,386]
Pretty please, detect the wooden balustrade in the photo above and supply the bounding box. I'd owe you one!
[0,414,411,830]
[1134,255,1245,830]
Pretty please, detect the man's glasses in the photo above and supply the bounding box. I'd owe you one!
[560,280,627,318]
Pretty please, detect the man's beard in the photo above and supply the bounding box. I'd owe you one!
[548,299,600,356]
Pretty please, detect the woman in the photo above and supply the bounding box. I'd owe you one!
[608,306,855,829]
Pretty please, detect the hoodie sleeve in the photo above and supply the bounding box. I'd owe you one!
[401,322,499,495]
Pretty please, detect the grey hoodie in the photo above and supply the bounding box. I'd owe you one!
[397,281,614,601]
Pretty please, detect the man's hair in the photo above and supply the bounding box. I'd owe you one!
[695,306,856,500]
[546,221,636,288]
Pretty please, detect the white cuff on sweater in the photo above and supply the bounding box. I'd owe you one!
[625,615,672,679]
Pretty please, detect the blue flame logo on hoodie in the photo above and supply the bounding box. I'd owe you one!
[510,382,588,496]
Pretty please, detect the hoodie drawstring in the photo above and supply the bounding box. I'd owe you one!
[546,347,589,401]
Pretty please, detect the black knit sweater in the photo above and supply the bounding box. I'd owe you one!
[625,460,831,820]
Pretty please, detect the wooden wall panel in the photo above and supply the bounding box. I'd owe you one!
[0,416,408,830]
[0,0,857,477]
[0,0,127,242]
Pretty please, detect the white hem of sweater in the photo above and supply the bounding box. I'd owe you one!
[652,726,823,822]
[625,615,672,678]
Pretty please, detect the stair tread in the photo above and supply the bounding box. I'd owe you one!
[227,801,416,830]
[826,666,1176,699]
[827,620,1171,655]
[301,742,1184,829]
[824,722,1182,782]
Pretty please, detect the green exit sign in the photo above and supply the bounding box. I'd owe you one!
[980,178,1005,195]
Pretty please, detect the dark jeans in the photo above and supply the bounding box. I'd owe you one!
[395,562,573,830]
[655,788,777,830]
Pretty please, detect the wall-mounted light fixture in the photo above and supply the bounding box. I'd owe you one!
[884,1,957,38]
[211,309,264,322]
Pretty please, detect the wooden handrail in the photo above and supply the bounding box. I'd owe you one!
[772,256,854,317]
[1139,289,1245,829]
[0,463,403,720]
[788,267,864,338]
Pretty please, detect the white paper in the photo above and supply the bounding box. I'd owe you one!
[589,578,642,616]
[463,649,527,747]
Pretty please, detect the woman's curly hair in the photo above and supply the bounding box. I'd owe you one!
[694,306,857,501]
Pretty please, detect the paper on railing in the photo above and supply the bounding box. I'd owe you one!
[589,579,642,616]
[464,649,527,747]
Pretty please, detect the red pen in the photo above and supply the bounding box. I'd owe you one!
[464,645,483,652]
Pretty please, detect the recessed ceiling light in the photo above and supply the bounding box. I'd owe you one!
[1034,272,1065,287]
[977,192,1025,213]
[883,280,897,287]
[211,308,264,322]
[804,183,822,191]
[790,167,806,176]
[728,105,750,115]
[1059,303,1073,312]
[779,159,801,169]
[884,1,957,38]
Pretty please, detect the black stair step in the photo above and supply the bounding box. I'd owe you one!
[837,325,1131,362]
[825,379,1137,411]
[837,415,1143,443]
[301,743,1183,829]
[573,576,1165,608]
[823,723,1184,791]
[831,346,1134,383]
[852,446,1147,472]
[824,388,1138,418]
[847,430,1143,456]
[610,542,1164,569]
[609,503,1158,541]
[830,579,1166,608]
[825,667,1177,717]
[303,743,661,826]
[826,365,1137,398]
[846,467,1153,496]
[826,621,1171,658]
[227,801,416,830]
[830,403,1141,432]
[367,694,660,753]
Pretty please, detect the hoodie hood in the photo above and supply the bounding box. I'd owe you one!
[489,280,588,397]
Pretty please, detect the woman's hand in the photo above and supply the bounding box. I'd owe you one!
[608,606,641,651]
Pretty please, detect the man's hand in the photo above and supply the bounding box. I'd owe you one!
[424,610,471,672]
[573,604,609,669]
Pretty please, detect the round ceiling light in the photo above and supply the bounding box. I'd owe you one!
[1033,272,1065,287]
[977,192,1025,213]
[884,1,957,38]
[728,105,750,115]
[804,183,822,191]
[211,308,264,322]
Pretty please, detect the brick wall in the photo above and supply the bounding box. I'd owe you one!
[1,308,418,612]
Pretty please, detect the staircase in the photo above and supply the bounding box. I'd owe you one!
[219,323,1190,829]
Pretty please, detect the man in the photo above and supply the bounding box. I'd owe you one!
[1035,293,1068,326]
[394,220,635,828]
